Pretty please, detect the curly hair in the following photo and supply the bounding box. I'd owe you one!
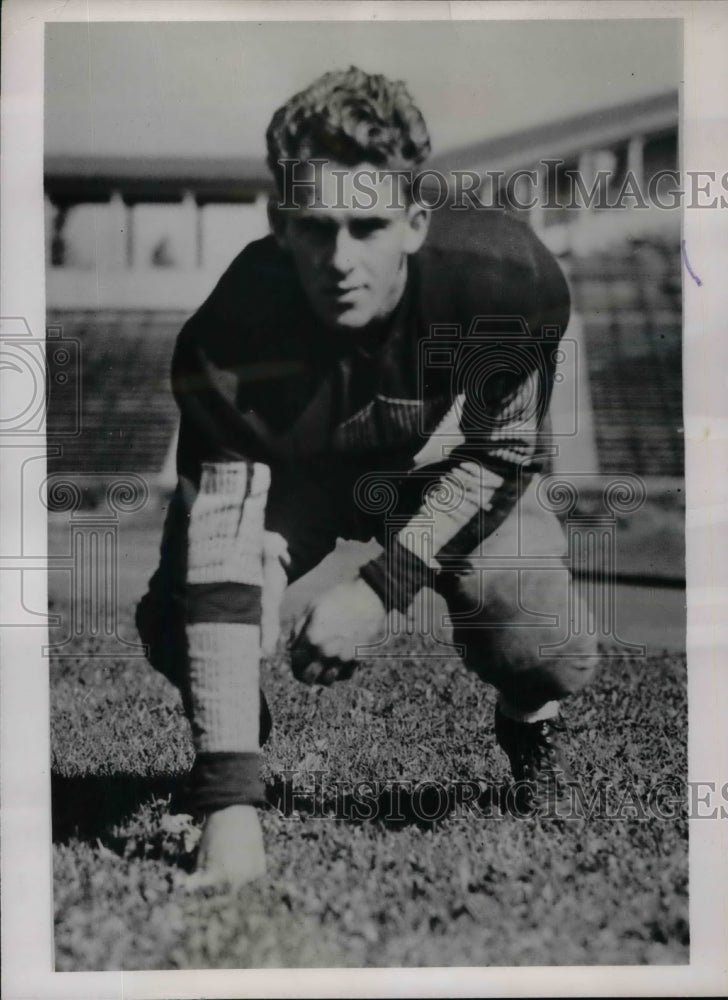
[265,66,431,193]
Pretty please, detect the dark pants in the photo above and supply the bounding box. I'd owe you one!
[136,463,597,734]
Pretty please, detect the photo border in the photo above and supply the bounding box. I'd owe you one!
[2,1,726,997]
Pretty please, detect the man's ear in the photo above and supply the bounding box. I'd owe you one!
[267,198,289,250]
[403,203,430,255]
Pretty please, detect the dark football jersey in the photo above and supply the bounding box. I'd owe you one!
[171,209,570,609]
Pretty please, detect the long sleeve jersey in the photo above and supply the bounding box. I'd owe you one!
[171,208,571,612]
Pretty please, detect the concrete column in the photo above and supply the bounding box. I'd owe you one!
[107,191,127,270]
[181,190,198,269]
[44,195,56,267]
[530,161,547,236]
[551,314,600,475]
[627,133,645,190]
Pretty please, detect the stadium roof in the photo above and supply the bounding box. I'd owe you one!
[44,155,273,201]
[45,91,678,201]
[428,91,678,176]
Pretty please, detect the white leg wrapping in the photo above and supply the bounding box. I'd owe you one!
[187,622,261,752]
[185,461,270,754]
[188,462,270,585]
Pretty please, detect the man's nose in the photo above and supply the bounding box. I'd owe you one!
[330,226,356,274]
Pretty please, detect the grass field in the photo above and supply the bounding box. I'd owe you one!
[49,508,688,971]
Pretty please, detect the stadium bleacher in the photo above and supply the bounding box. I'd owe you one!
[46,310,185,479]
[45,236,682,486]
[565,236,683,477]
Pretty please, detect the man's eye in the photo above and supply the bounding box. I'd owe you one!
[295,218,333,238]
[349,219,388,239]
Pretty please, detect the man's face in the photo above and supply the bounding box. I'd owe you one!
[272,161,429,331]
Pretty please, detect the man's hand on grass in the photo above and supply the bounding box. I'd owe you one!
[288,577,386,684]
[191,805,266,888]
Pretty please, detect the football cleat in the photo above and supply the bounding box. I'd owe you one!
[495,705,580,818]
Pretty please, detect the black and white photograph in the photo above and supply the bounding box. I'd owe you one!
[2,2,728,995]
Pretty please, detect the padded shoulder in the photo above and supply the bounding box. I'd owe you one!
[417,209,570,336]
[176,235,313,368]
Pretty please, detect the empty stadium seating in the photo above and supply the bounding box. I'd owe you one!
[45,234,682,488]
[564,236,683,477]
[46,310,184,478]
